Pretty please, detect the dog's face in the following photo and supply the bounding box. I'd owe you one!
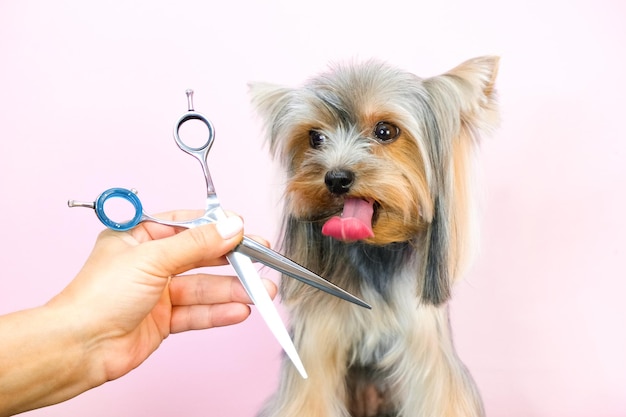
[251,57,499,304]
[251,63,438,245]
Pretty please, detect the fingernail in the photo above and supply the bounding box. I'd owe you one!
[216,216,244,239]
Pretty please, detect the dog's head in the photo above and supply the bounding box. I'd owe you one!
[250,56,499,304]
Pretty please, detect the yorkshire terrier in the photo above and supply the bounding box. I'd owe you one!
[249,55,499,417]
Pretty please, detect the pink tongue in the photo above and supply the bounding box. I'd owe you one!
[322,198,375,241]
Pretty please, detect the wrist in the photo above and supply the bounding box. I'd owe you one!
[0,303,103,415]
[43,294,111,389]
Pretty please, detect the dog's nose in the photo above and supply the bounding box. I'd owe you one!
[325,170,355,195]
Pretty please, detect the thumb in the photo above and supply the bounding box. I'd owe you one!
[141,215,245,276]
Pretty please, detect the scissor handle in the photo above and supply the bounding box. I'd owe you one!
[173,90,215,155]
[173,90,218,196]
[94,187,144,231]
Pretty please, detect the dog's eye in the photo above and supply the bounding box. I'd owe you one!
[309,130,326,149]
[373,121,400,143]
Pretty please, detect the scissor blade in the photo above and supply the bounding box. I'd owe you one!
[226,251,308,379]
[237,237,372,310]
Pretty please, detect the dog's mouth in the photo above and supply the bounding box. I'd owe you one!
[321,198,375,241]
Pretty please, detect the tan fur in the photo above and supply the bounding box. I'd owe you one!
[251,56,499,417]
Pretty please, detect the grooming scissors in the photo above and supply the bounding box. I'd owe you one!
[68,90,371,379]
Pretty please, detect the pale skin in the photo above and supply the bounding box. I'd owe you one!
[0,211,277,417]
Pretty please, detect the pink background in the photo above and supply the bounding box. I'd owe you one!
[1,1,625,416]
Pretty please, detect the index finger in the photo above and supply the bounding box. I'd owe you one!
[129,209,206,242]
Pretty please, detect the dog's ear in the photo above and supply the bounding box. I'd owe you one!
[429,56,500,135]
[248,82,294,161]
[420,56,499,305]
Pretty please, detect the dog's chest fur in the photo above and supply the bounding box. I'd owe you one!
[284,219,422,364]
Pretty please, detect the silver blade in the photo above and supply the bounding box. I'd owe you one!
[226,250,308,379]
[237,237,372,310]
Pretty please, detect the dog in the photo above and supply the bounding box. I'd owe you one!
[249,55,499,417]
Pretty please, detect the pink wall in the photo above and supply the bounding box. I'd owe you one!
[1,1,624,416]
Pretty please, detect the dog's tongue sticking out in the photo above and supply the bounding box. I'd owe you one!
[322,198,375,241]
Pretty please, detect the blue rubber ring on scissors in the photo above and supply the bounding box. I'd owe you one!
[94,188,143,231]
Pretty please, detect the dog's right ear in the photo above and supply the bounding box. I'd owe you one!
[432,56,500,134]
[418,56,499,306]
[248,82,294,161]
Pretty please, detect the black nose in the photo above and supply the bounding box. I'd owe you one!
[325,170,355,195]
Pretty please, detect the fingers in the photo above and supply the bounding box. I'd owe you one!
[128,210,207,241]
[168,274,277,333]
[170,303,252,333]
[245,234,271,248]
[141,216,246,276]
[169,274,278,306]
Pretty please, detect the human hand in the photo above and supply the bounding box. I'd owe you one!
[0,211,278,416]
[47,211,277,384]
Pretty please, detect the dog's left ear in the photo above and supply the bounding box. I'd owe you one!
[248,82,294,164]
[420,56,499,305]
